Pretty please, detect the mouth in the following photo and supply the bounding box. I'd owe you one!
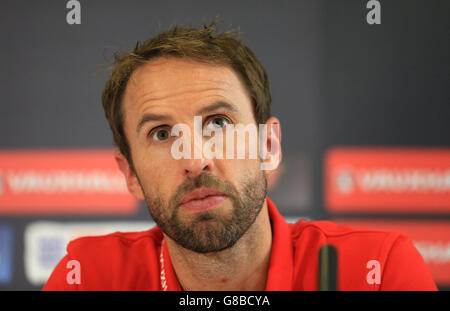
[179,188,227,213]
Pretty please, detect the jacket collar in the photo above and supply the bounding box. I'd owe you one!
[264,197,294,290]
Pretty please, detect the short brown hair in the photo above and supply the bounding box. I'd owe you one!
[101,20,272,166]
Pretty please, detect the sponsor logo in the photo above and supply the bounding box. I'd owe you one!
[324,148,450,213]
[24,221,154,285]
[334,219,450,286]
[0,150,138,214]
[0,223,13,284]
[334,168,450,194]
[335,166,355,195]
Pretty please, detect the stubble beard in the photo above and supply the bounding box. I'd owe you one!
[139,169,267,253]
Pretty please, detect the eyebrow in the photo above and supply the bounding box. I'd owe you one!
[196,101,239,115]
[136,101,239,134]
[136,113,174,134]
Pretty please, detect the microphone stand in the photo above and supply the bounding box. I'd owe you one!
[318,245,338,291]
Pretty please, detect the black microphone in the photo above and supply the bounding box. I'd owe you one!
[318,244,338,291]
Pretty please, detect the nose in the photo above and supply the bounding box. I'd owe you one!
[181,127,214,177]
[182,157,212,177]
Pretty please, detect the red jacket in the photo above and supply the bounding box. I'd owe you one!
[43,198,437,290]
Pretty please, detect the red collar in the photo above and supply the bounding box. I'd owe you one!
[160,197,293,291]
[264,197,294,290]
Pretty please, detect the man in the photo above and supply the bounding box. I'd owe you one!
[43,21,437,291]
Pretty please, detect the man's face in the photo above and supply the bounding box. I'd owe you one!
[119,57,271,253]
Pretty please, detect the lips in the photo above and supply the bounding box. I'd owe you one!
[180,188,225,204]
[179,188,227,212]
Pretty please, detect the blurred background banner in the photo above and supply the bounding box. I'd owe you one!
[0,150,138,214]
[0,0,448,290]
[324,148,450,213]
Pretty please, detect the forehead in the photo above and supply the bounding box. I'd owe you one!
[127,57,240,93]
[121,57,253,122]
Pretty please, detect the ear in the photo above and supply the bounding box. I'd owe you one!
[260,116,282,172]
[114,149,145,200]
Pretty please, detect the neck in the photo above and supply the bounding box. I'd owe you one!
[164,200,272,291]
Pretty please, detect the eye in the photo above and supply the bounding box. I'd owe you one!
[206,116,230,130]
[151,128,171,141]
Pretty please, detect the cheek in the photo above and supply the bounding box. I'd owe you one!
[133,150,180,194]
[216,157,261,185]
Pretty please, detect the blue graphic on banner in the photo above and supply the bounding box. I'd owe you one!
[0,223,13,284]
[37,236,65,269]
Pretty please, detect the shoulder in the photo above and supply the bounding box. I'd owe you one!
[288,219,437,290]
[64,226,164,272]
[289,219,400,247]
[43,226,164,290]
[289,219,407,265]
